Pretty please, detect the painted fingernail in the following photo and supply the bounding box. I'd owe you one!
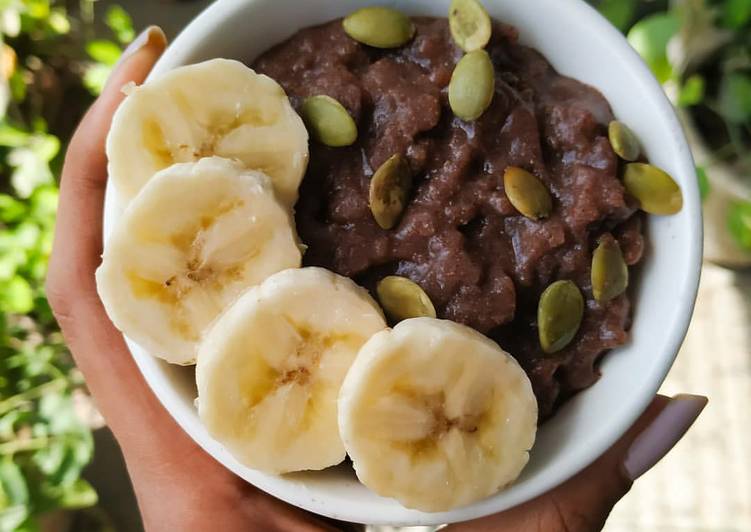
[118,25,167,64]
[622,394,708,481]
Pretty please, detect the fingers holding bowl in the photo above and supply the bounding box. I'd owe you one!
[448,394,707,532]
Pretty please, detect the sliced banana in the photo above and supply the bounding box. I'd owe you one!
[339,318,538,512]
[96,157,302,365]
[106,58,309,206]
[196,267,387,474]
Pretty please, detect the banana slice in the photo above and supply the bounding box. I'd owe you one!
[196,267,387,474]
[106,58,308,206]
[339,317,538,512]
[96,157,302,365]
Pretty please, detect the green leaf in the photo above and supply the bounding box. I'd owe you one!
[13,516,39,532]
[597,0,637,31]
[13,223,41,251]
[105,5,135,44]
[0,6,21,38]
[83,63,113,96]
[32,441,65,478]
[25,0,50,20]
[29,186,57,225]
[0,411,21,441]
[696,166,710,201]
[0,249,26,282]
[39,394,83,435]
[0,194,27,223]
[0,276,34,314]
[47,8,70,34]
[0,506,28,531]
[85,40,121,66]
[723,0,751,28]
[728,200,751,251]
[29,117,47,136]
[677,75,706,107]
[49,442,91,488]
[7,133,60,197]
[39,394,93,463]
[0,459,28,506]
[56,479,97,509]
[627,13,680,83]
[38,228,53,256]
[32,135,58,162]
[9,70,26,103]
[719,73,751,123]
[0,123,29,148]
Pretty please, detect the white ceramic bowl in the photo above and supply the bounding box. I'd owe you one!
[103,0,703,525]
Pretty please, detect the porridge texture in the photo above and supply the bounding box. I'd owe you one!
[254,18,645,419]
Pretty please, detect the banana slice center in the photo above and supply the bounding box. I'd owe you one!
[427,394,483,436]
[243,319,354,436]
[143,118,232,167]
[280,322,325,386]
[414,391,483,437]
[128,200,258,339]
[248,318,358,406]
[143,92,283,171]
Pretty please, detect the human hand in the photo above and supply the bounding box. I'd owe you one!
[447,393,706,532]
[46,26,342,532]
[45,25,707,532]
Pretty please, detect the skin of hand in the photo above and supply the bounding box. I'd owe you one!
[45,26,707,532]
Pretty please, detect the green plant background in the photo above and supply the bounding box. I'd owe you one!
[0,2,131,530]
[590,0,751,251]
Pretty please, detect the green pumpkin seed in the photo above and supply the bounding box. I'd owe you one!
[591,237,629,303]
[448,49,495,121]
[538,280,584,354]
[624,163,683,215]
[608,121,641,161]
[301,95,358,148]
[449,0,492,52]
[504,167,553,220]
[342,7,415,48]
[369,154,412,230]
[377,276,436,322]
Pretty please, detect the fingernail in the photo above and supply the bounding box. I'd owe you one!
[118,26,167,64]
[622,394,708,481]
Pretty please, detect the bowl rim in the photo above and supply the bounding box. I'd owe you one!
[104,0,703,525]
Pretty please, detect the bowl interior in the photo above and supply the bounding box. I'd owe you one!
[103,0,702,525]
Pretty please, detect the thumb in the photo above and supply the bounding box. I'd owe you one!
[48,24,168,436]
[449,394,707,532]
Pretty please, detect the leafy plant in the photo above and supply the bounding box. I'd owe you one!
[0,2,134,530]
[590,0,751,252]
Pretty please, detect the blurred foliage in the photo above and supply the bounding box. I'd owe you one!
[0,1,133,530]
[590,0,751,252]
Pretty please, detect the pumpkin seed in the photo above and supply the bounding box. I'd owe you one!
[538,280,584,354]
[449,0,492,52]
[624,163,683,215]
[448,49,495,121]
[301,95,358,148]
[591,237,629,303]
[369,154,412,230]
[608,121,641,161]
[377,276,436,322]
[504,166,553,220]
[342,7,415,49]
